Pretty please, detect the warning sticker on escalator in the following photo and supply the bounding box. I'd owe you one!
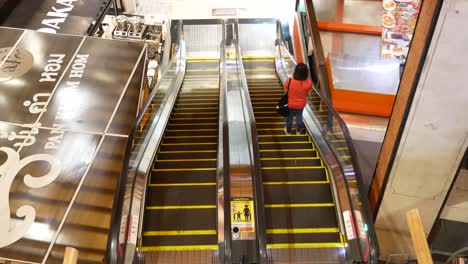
[231,197,255,233]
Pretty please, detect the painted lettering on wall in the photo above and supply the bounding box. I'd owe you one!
[3,54,67,150]
[46,53,89,150]
[0,123,41,148]
[39,54,66,82]
[0,147,61,248]
[37,0,79,34]
[0,48,34,82]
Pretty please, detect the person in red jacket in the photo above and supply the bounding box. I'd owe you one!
[284,63,312,135]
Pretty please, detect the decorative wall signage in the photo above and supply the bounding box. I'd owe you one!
[1,0,103,35]
[0,27,145,263]
[0,48,34,82]
[0,147,61,248]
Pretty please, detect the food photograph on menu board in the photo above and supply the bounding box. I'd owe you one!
[381,0,421,65]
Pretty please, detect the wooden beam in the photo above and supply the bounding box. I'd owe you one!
[406,209,433,264]
[63,247,79,264]
[318,21,382,35]
[369,0,442,216]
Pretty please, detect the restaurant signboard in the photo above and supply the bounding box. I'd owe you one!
[381,0,421,65]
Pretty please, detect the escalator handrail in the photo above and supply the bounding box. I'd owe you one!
[232,20,268,263]
[218,34,232,262]
[106,20,185,263]
[275,36,380,263]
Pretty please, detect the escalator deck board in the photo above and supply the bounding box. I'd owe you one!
[141,60,220,250]
[246,58,344,249]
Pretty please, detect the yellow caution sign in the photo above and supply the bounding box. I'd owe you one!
[231,197,255,233]
[226,47,237,60]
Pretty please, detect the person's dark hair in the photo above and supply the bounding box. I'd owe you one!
[293,63,309,81]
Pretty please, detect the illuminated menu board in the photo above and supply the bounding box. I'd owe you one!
[381,0,421,64]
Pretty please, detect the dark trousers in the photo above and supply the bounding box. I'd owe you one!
[285,108,304,133]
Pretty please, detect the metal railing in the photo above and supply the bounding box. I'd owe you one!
[106,20,186,264]
[275,26,379,263]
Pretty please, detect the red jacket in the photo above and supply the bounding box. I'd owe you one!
[284,78,312,109]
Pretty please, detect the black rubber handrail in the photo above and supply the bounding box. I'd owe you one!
[218,23,232,262]
[105,20,184,263]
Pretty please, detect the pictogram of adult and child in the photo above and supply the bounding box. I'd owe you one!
[234,204,251,222]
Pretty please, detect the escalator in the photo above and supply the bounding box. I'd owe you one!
[109,19,377,263]
[139,59,220,253]
[244,57,344,251]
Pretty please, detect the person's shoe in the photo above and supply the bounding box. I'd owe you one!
[284,127,291,135]
[296,131,302,135]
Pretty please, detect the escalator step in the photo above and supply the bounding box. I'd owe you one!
[154,159,217,169]
[247,81,282,85]
[260,158,322,167]
[150,170,216,184]
[259,149,317,158]
[177,98,219,104]
[261,167,327,182]
[250,97,280,101]
[171,112,218,118]
[243,61,275,67]
[166,123,218,130]
[250,90,283,94]
[164,129,218,137]
[185,72,218,76]
[259,142,314,150]
[258,135,309,142]
[266,232,341,244]
[178,95,219,100]
[252,102,278,107]
[172,107,218,114]
[142,234,217,247]
[143,208,216,231]
[175,101,218,110]
[163,136,217,143]
[257,129,307,136]
[253,109,279,115]
[255,117,288,123]
[159,143,217,152]
[146,185,216,206]
[264,207,338,229]
[263,184,333,204]
[255,113,287,119]
[169,117,217,125]
[178,91,219,95]
[157,151,217,160]
[262,168,327,181]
